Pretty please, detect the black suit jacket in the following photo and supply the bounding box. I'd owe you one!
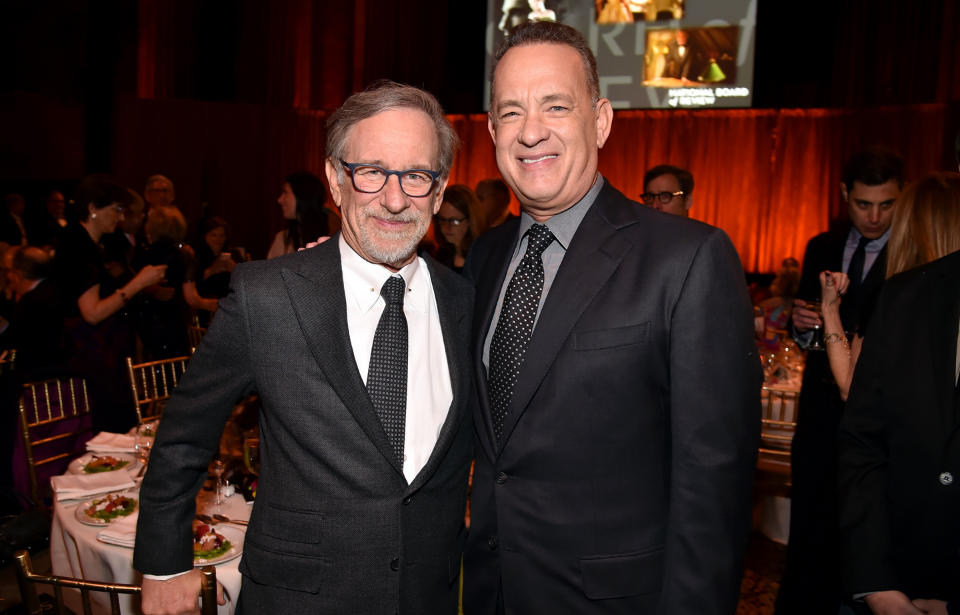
[0,279,64,371]
[838,250,960,602]
[134,237,475,614]
[462,182,762,614]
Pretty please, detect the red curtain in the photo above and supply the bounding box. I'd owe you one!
[112,97,954,269]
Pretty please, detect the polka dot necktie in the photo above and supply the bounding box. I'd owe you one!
[489,223,555,442]
[367,275,408,462]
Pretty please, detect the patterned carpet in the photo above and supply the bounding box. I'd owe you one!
[737,531,786,615]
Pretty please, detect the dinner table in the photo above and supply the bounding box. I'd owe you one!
[48,432,252,615]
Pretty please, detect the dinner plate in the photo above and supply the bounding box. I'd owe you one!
[68,452,140,476]
[193,524,245,567]
[75,492,140,527]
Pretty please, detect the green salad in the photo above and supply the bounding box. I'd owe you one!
[194,540,233,560]
[84,495,137,521]
[193,524,232,560]
[83,456,129,474]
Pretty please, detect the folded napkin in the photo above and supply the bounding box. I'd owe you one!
[86,432,138,453]
[50,472,137,501]
[97,510,139,548]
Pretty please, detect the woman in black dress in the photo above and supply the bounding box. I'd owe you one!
[53,175,167,432]
[432,184,487,274]
[192,216,239,327]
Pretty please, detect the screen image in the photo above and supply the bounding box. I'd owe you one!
[484,0,756,110]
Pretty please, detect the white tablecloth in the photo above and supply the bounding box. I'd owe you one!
[50,468,250,615]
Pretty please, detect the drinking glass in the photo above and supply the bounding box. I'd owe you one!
[212,460,225,511]
[807,301,824,350]
[135,421,158,463]
[243,431,260,477]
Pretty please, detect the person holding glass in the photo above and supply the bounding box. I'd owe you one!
[432,184,487,275]
[53,175,168,432]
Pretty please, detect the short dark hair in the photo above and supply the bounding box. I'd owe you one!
[490,21,600,111]
[12,246,52,281]
[841,147,906,191]
[72,174,131,222]
[643,165,695,196]
[476,178,512,207]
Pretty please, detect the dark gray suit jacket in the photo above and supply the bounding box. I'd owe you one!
[462,182,762,614]
[134,236,475,614]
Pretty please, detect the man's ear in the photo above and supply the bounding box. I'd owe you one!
[432,179,449,215]
[487,112,497,144]
[840,182,849,203]
[325,158,343,208]
[595,98,613,149]
[684,195,694,211]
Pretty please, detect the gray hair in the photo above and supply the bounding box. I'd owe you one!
[326,80,460,187]
[490,21,600,111]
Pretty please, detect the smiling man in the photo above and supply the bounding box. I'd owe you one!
[135,81,475,615]
[462,21,762,615]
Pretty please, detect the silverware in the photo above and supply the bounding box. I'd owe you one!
[213,514,248,526]
[196,513,217,524]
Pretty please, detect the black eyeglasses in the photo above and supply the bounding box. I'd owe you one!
[340,159,440,198]
[640,190,684,205]
[434,214,467,226]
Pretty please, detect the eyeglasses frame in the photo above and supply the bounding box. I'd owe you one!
[339,159,441,198]
[639,190,685,205]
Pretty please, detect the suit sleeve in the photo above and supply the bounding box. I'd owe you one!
[133,267,256,575]
[836,287,897,594]
[658,228,762,615]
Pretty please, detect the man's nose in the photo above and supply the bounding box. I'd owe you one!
[379,175,409,211]
[518,112,550,148]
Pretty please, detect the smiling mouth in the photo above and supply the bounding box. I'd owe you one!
[520,155,557,164]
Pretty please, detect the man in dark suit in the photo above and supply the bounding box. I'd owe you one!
[775,147,905,615]
[462,22,761,615]
[0,246,64,371]
[663,30,695,81]
[135,82,475,614]
[838,248,960,615]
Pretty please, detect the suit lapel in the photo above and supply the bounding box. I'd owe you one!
[280,237,405,478]
[407,255,470,493]
[472,224,519,462]
[930,261,960,433]
[496,188,635,456]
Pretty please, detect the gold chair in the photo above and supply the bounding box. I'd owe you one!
[126,356,190,424]
[15,550,219,615]
[756,385,800,496]
[187,325,207,353]
[17,377,93,504]
[0,348,17,374]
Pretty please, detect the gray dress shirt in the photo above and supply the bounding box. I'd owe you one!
[482,174,604,373]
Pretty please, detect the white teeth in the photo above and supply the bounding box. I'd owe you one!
[521,155,557,164]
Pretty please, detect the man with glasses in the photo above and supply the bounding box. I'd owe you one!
[640,165,694,216]
[136,81,475,615]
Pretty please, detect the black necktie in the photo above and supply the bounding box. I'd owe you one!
[367,275,408,462]
[846,235,871,298]
[489,224,555,442]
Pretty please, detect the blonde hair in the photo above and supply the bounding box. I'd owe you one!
[145,206,187,244]
[886,172,960,278]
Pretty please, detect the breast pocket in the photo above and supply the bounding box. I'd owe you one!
[573,322,650,351]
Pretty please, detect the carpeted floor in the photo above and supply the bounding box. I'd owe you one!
[737,531,787,615]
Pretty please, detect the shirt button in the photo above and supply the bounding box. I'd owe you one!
[496,472,508,484]
[940,472,954,485]
[488,537,498,550]
[390,557,400,571]
[402,496,412,506]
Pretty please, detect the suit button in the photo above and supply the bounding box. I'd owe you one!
[402,496,412,506]
[488,537,498,550]
[940,472,954,485]
[390,557,400,571]
[496,472,508,484]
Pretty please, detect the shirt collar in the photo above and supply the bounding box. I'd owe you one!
[338,234,427,315]
[847,226,891,252]
[516,173,604,257]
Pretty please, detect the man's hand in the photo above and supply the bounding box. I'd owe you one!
[141,569,225,615]
[298,236,331,251]
[792,298,822,333]
[912,599,949,615]
[864,591,925,615]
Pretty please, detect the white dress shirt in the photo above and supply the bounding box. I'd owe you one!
[339,234,453,484]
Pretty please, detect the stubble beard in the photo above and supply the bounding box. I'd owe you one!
[356,205,429,266]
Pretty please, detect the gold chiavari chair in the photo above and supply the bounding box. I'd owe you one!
[126,356,190,424]
[17,377,93,504]
[0,348,17,374]
[756,385,800,496]
[15,550,220,615]
[187,325,207,353]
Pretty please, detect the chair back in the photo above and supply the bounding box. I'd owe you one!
[126,356,189,424]
[0,348,17,374]
[187,325,207,353]
[759,386,799,470]
[17,377,93,504]
[15,550,219,615]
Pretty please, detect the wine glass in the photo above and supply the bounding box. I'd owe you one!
[806,301,824,350]
[243,432,260,477]
[212,460,225,511]
[135,421,158,463]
